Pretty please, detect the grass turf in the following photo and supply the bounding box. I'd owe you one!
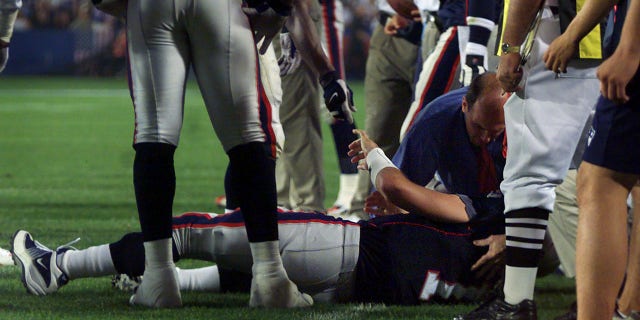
[0,76,576,319]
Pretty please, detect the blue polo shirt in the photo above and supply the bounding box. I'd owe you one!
[392,87,505,197]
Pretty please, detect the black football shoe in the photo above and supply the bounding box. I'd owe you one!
[453,296,537,320]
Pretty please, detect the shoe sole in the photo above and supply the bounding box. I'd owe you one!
[11,230,44,296]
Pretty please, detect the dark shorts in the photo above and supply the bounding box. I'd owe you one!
[583,74,640,174]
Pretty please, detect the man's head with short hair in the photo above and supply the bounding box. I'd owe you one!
[461,72,508,147]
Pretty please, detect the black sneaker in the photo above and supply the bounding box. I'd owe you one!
[453,296,537,320]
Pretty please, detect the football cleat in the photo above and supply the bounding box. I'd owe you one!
[0,246,14,266]
[453,296,537,320]
[129,265,182,308]
[249,265,313,308]
[11,230,78,296]
[111,274,142,292]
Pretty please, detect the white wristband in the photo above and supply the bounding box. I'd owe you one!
[366,148,397,186]
[0,10,18,43]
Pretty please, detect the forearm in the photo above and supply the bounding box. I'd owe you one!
[616,0,640,57]
[501,0,544,46]
[369,147,468,223]
[376,170,469,223]
[285,0,334,76]
[562,0,617,44]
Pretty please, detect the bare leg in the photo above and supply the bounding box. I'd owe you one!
[576,162,637,319]
[615,183,640,316]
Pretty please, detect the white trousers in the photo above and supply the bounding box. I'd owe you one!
[127,0,280,152]
[501,9,599,212]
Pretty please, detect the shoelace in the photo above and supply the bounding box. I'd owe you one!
[55,237,81,252]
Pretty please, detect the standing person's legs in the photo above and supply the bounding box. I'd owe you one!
[277,62,325,211]
[576,163,636,319]
[349,24,418,216]
[576,88,640,319]
[274,0,325,212]
[320,0,360,214]
[126,0,190,308]
[615,183,640,317]
[498,14,599,305]
[547,169,579,278]
[188,0,311,308]
[400,26,460,138]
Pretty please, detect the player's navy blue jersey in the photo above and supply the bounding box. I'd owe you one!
[393,87,505,197]
[352,196,504,305]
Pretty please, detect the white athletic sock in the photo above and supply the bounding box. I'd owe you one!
[249,241,286,276]
[144,238,174,269]
[177,266,220,292]
[60,245,116,279]
[335,174,358,207]
[503,265,538,305]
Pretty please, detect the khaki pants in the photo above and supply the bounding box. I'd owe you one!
[274,0,325,211]
[349,23,420,215]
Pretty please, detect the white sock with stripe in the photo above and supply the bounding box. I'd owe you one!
[60,245,116,279]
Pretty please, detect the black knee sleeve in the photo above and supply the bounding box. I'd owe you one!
[133,142,176,241]
[227,142,278,242]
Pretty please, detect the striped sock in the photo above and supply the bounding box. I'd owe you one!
[503,208,549,305]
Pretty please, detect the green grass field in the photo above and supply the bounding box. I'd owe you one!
[0,76,575,319]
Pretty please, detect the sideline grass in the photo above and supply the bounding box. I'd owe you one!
[0,76,575,319]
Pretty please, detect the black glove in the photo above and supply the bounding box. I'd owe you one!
[0,42,8,73]
[460,54,486,86]
[320,71,356,123]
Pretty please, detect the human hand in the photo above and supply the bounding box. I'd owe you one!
[320,71,356,123]
[496,53,523,92]
[543,33,577,74]
[460,54,486,86]
[243,6,288,55]
[597,49,640,104]
[383,14,410,35]
[470,234,506,288]
[471,234,506,271]
[364,191,403,216]
[0,43,8,73]
[348,129,379,170]
[277,32,301,76]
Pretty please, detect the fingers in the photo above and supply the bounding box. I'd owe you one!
[471,255,488,271]
[473,238,490,247]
